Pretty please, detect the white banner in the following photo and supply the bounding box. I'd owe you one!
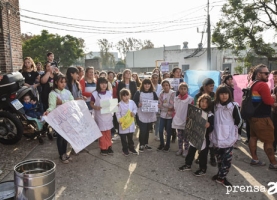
[43,100,102,153]
[100,98,118,114]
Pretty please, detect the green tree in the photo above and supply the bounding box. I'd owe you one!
[212,0,277,61]
[97,39,115,69]
[22,30,84,67]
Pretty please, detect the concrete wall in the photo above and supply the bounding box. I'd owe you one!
[0,0,22,73]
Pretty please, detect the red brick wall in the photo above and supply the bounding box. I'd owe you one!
[0,0,22,73]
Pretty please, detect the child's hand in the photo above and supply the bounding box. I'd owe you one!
[56,98,62,105]
[94,106,101,110]
[130,112,135,117]
[43,111,49,116]
[82,96,87,101]
[205,122,210,128]
[138,103,142,107]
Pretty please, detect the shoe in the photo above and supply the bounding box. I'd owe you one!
[216,177,232,187]
[107,146,114,155]
[157,145,164,151]
[176,149,183,156]
[123,151,129,156]
[178,165,191,171]
[145,145,152,150]
[100,150,108,156]
[129,149,138,154]
[66,155,73,161]
[60,154,69,164]
[269,163,277,170]
[155,136,160,141]
[194,169,206,177]
[182,149,188,157]
[250,159,266,166]
[139,145,144,152]
[210,158,216,167]
[212,174,218,181]
[112,134,120,141]
[163,146,170,152]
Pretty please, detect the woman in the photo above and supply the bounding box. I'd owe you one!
[117,69,137,101]
[77,66,85,81]
[152,68,162,84]
[132,73,142,88]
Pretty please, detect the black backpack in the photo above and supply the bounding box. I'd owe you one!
[240,81,261,120]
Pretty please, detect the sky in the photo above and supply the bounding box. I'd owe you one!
[19,0,274,55]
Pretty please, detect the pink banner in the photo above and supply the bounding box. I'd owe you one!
[233,74,274,106]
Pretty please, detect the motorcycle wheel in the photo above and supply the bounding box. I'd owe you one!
[0,111,23,145]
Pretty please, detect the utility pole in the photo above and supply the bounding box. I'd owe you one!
[207,0,211,71]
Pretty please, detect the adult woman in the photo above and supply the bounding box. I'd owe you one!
[79,67,97,110]
[132,73,142,88]
[152,68,162,84]
[117,69,137,101]
[107,71,118,99]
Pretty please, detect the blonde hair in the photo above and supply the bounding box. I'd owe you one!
[122,69,132,83]
[22,57,36,72]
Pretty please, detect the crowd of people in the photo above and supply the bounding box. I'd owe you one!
[19,52,277,188]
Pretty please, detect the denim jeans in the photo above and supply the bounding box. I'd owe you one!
[159,118,172,148]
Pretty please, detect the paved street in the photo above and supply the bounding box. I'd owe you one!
[1,129,277,200]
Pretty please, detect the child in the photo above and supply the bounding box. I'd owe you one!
[133,79,158,152]
[90,77,114,156]
[210,85,242,187]
[116,89,138,156]
[44,73,74,164]
[66,67,84,100]
[157,80,175,152]
[172,83,194,157]
[23,94,42,119]
[178,94,214,176]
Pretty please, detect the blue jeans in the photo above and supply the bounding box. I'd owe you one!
[57,133,67,158]
[159,118,172,148]
[154,115,160,137]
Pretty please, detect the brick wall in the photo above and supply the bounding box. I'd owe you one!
[0,0,22,73]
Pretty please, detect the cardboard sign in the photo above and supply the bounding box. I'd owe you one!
[160,62,169,74]
[165,78,180,91]
[141,100,158,112]
[100,98,118,114]
[184,104,207,151]
[43,100,102,153]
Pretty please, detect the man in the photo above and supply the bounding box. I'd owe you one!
[249,64,277,170]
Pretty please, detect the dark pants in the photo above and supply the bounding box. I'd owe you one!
[57,133,67,157]
[215,147,233,179]
[159,118,172,148]
[186,146,209,171]
[271,112,277,151]
[111,113,118,136]
[119,133,134,152]
[138,119,151,146]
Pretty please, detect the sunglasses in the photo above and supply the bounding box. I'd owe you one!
[260,72,270,75]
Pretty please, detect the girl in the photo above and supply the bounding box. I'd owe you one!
[157,80,175,151]
[172,83,194,157]
[178,94,214,177]
[21,57,40,92]
[117,69,137,101]
[66,67,83,100]
[133,79,158,152]
[44,73,74,164]
[152,68,162,84]
[90,77,114,156]
[210,85,242,187]
[132,73,142,88]
[116,89,138,156]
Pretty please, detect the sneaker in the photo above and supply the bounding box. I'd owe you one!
[100,150,108,156]
[210,158,216,167]
[129,149,138,154]
[250,159,266,166]
[268,163,277,170]
[157,145,164,151]
[107,146,114,155]
[182,149,188,157]
[194,169,206,177]
[176,149,183,156]
[139,145,144,152]
[178,165,191,171]
[155,136,160,141]
[123,151,129,156]
[216,177,233,187]
[60,154,69,164]
[163,146,170,152]
[112,134,120,141]
[145,145,152,150]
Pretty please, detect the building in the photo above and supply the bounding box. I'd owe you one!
[0,0,22,73]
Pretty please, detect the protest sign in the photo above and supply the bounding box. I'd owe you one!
[141,99,158,112]
[184,104,207,151]
[184,70,221,97]
[165,78,180,91]
[43,100,102,153]
[160,62,169,74]
[119,110,134,130]
[100,98,118,114]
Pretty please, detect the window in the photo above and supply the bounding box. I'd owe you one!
[182,64,190,71]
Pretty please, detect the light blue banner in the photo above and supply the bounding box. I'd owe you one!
[184,70,221,97]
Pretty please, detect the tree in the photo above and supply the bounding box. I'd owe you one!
[212,0,277,62]
[22,30,85,67]
[97,39,115,69]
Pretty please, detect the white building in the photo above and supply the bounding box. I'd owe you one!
[85,52,119,62]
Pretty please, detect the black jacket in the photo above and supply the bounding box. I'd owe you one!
[117,81,137,101]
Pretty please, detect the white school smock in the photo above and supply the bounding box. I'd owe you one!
[116,100,137,134]
[92,90,113,131]
[137,92,157,123]
[210,102,238,148]
[172,95,194,129]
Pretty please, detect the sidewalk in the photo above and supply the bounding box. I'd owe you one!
[1,129,277,200]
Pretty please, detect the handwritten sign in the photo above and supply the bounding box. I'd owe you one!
[119,110,134,130]
[165,78,180,91]
[160,62,169,74]
[141,100,158,112]
[43,100,102,153]
[184,104,207,151]
[100,98,118,114]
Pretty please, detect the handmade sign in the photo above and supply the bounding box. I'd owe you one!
[141,99,158,112]
[43,100,102,153]
[100,98,118,114]
[165,78,180,91]
[119,110,134,130]
[184,104,207,151]
[160,62,169,74]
